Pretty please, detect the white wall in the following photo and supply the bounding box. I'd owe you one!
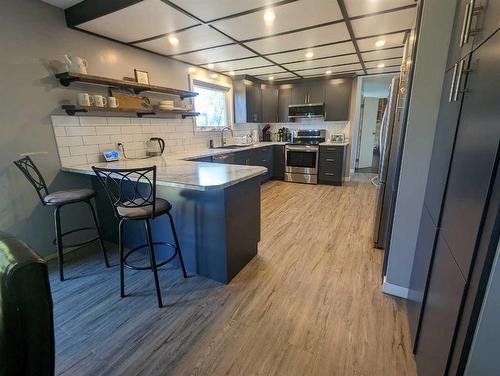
[385,0,457,290]
[358,97,379,169]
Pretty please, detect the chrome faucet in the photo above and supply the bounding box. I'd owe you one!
[220,126,233,146]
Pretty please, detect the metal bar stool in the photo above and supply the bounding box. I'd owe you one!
[92,165,187,308]
[13,156,109,281]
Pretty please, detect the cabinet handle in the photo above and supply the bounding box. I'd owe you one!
[448,63,458,103]
[325,158,335,162]
[324,173,335,176]
[262,159,267,162]
[453,59,466,102]
[460,2,472,46]
[326,148,338,152]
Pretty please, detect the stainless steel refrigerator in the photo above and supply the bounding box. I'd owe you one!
[373,28,418,278]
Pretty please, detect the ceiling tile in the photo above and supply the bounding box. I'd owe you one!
[361,47,404,61]
[367,67,402,75]
[201,57,272,71]
[297,63,362,77]
[283,55,360,71]
[246,22,350,55]
[135,25,233,55]
[212,0,342,41]
[345,0,415,17]
[168,0,284,22]
[42,0,82,9]
[255,72,297,80]
[357,32,406,52]
[268,41,356,63]
[364,58,402,69]
[77,0,198,43]
[234,66,285,76]
[351,7,416,38]
[175,44,256,65]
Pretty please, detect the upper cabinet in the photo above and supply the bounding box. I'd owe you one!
[261,84,279,123]
[325,78,352,121]
[278,86,292,123]
[234,79,262,123]
[290,81,326,104]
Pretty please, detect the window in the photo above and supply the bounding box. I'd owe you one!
[192,79,231,129]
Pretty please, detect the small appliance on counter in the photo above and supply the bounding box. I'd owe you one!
[146,137,165,157]
[331,133,346,142]
[261,124,271,142]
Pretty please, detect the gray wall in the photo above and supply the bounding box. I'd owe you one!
[465,243,500,375]
[385,0,457,289]
[0,0,215,256]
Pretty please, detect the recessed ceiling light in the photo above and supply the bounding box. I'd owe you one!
[375,39,386,47]
[264,10,275,23]
[228,71,235,76]
[377,63,385,68]
[169,36,179,45]
[207,63,215,69]
[188,67,197,73]
[268,76,274,81]
[305,51,314,59]
[325,70,332,75]
[211,73,219,78]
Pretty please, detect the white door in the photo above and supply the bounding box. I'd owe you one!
[358,97,379,169]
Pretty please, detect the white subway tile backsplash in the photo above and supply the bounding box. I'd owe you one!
[56,136,84,147]
[69,144,99,156]
[83,135,111,145]
[51,115,260,167]
[79,116,108,126]
[96,127,122,135]
[65,127,96,136]
[52,115,79,127]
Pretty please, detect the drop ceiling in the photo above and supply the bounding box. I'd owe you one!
[54,0,418,81]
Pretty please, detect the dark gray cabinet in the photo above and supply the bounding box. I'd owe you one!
[234,79,262,123]
[273,145,285,180]
[278,86,292,122]
[318,145,346,186]
[291,81,325,104]
[261,84,279,123]
[325,78,352,121]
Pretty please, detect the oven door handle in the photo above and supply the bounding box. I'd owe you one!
[286,146,319,152]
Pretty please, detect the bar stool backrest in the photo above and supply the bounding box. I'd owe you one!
[92,166,157,219]
[13,156,49,204]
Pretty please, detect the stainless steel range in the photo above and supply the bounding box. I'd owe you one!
[285,129,326,184]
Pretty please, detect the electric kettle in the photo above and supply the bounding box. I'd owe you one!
[146,137,165,157]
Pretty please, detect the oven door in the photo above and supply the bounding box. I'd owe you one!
[285,145,319,174]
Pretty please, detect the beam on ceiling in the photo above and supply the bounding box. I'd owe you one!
[336,0,367,74]
[65,0,142,26]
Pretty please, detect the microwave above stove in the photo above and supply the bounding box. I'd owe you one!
[288,103,325,120]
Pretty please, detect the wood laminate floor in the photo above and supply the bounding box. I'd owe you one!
[50,175,416,376]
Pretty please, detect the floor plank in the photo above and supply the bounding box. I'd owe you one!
[50,175,416,375]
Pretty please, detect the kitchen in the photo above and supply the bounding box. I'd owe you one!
[1,1,499,375]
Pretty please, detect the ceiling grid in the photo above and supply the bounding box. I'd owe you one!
[58,0,417,81]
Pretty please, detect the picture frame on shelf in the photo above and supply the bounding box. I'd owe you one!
[134,69,150,84]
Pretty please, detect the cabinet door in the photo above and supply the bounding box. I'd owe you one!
[440,30,500,276]
[424,56,470,224]
[278,87,292,122]
[246,83,262,123]
[415,233,466,376]
[446,0,475,70]
[307,81,326,103]
[471,0,500,53]
[291,83,308,104]
[273,145,285,180]
[261,85,278,122]
[324,78,352,121]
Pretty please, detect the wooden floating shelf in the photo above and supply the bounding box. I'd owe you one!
[55,72,198,99]
[61,105,200,119]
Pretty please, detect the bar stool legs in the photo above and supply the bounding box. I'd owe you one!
[54,207,64,281]
[118,219,126,298]
[145,219,163,308]
[167,212,188,279]
[87,200,110,268]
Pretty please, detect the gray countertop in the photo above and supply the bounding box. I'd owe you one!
[62,142,284,191]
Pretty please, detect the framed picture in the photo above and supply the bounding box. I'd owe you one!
[134,69,150,84]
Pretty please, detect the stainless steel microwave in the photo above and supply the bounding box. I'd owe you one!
[288,103,325,119]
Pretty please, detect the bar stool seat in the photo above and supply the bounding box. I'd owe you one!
[117,198,172,219]
[43,188,96,206]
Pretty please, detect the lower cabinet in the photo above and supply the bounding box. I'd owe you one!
[318,145,346,186]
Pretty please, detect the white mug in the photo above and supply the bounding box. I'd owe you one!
[92,95,107,108]
[77,93,94,107]
[108,97,119,108]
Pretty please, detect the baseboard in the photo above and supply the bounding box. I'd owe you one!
[382,276,409,299]
[43,245,84,262]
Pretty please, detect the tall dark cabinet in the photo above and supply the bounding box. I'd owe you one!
[409,0,500,372]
